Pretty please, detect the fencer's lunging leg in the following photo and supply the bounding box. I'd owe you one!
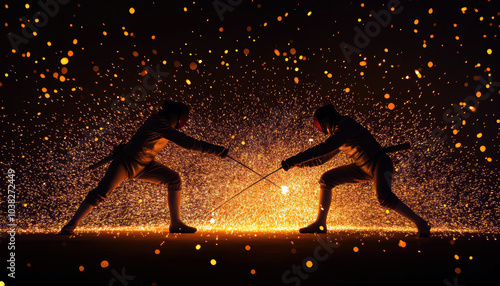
[136,161,197,233]
[300,164,368,234]
[392,200,430,237]
[168,190,196,233]
[299,189,331,233]
[60,199,94,235]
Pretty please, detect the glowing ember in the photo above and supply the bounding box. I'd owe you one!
[281,186,289,195]
[398,240,406,248]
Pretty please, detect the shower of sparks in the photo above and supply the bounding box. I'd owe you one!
[0,0,498,235]
[281,186,289,195]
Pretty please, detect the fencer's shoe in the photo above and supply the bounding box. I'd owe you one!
[417,221,431,238]
[299,222,327,234]
[59,225,76,235]
[169,223,197,233]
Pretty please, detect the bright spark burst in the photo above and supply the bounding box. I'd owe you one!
[281,186,289,195]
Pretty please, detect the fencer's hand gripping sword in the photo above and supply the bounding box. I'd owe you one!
[207,142,411,216]
[383,142,411,153]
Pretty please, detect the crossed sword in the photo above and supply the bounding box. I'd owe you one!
[88,142,410,218]
[206,142,411,217]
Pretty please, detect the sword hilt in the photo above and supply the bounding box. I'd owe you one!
[384,142,411,153]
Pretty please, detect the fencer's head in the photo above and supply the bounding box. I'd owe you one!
[313,104,342,135]
[162,100,189,129]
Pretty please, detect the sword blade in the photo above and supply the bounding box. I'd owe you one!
[227,155,282,190]
[206,167,283,217]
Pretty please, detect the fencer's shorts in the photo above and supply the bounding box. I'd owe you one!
[319,152,399,209]
[85,154,181,206]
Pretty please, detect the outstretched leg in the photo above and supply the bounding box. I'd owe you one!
[167,190,196,233]
[373,153,430,238]
[393,200,430,237]
[60,158,129,235]
[136,161,196,233]
[300,164,369,233]
[60,199,94,235]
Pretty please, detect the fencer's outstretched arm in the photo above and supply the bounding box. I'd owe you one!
[296,149,340,168]
[284,119,350,168]
[155,115,226,156]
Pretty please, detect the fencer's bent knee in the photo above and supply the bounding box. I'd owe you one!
[319,175,331,191]
[166,172,181,192]
[319,172,339,191]
[85,189,105,206]
[378,192,398,209]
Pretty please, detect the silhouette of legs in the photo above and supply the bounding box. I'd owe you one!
[372,154,430,237]
[136,161,196,233]
[299,189,331,233]
[60,158,197,234]
[302,153,430,237]
[60,158,128,235]
[60,200,94,235]
[393,201,430,237]
[301,164,368,234]
[166,190,196,233]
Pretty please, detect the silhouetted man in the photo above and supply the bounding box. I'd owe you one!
[281,104,431,237]
[60,100,229,234]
